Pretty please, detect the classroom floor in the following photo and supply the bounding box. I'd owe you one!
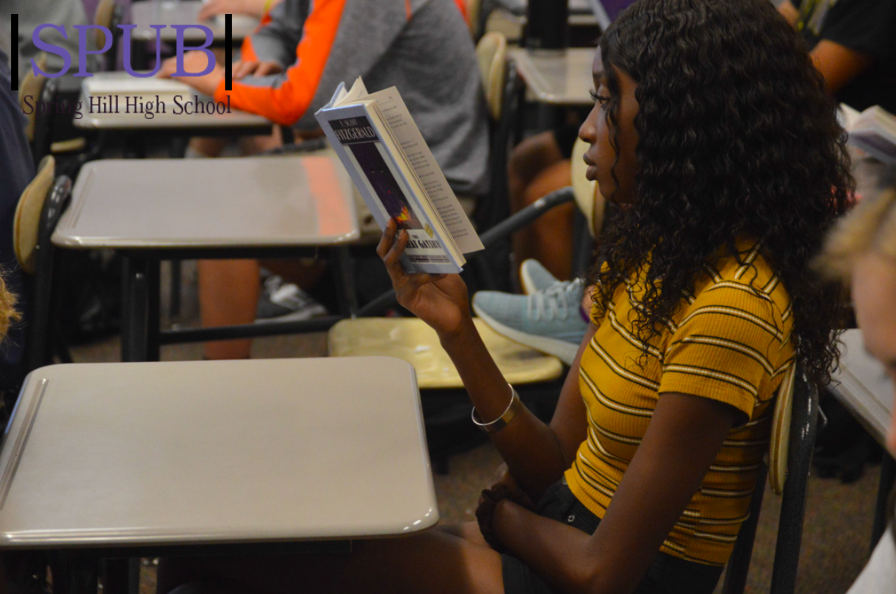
[67,261,881,594]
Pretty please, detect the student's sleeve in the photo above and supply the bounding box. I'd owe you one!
[214,0,406,128]
[240,0,304,68]
[657,285,790,419]
[820,0,896,62]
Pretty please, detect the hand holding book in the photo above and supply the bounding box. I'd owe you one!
[377,219,473,339]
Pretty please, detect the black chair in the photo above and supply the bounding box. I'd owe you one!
[12,156,73,373]
[722,365,820,594]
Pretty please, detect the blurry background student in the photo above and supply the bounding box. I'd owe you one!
[158,0,489,361]
[0,0,100,82]
[0,23,34,418]
[818,188,896,593]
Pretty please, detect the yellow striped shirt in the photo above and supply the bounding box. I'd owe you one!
[564,242,794,566]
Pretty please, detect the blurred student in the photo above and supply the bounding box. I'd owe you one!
[0,38,28,594]
[817,188,896,592]
[0,0,99,82]
[158,0,488,360]
[0,36,33,406]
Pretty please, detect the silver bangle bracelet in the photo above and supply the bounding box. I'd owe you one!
[471,384,521,434]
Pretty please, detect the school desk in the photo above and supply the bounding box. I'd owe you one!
[74,72,272,139]
[51,155,359,361]
[509,47,595,107]
[0,357,437,594]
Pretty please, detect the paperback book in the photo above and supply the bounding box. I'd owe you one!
[840,103,896,164]
[315,78,483,274]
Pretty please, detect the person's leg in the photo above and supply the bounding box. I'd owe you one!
[521,161,574,280]
[239,126,283,155]
[156,528,504,594]
[188,137,229,158]
[194,128,285,359]
[508,131,567,215]
[198,259,260,360]
[508,132,575,281]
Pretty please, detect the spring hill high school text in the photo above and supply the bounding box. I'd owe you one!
[20,94,233,120]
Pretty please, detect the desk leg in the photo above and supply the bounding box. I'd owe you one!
[131,37,148,71]
[51,554,98,594]
[121,256,149,362]
[871,454,895,552]
[147,259,161,362]
[102,558,127,594]
[332,246,358,316]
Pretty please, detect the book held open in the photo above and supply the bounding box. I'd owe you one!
[839,103,896,164]
[315,78,483,274]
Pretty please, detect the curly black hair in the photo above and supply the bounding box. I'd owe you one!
[589,0,853,385]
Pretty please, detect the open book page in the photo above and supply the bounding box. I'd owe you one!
[842,103,896,164]
[838,104,860,130]
[368,87,484,255]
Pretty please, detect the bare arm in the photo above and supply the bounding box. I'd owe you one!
[776,2,873,95]
[440,319,593,499]
[378,222,590,501]
[777,0,799,27]
[810,40,873,95]
[493,393,738,594]
[198,0,285,20]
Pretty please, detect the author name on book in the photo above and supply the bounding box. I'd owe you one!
[20,95,232,120]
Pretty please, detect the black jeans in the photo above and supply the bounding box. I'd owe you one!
[501,478,724,594]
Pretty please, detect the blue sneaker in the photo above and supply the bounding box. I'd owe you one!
[519,259,559,295]
[472,278,589,365]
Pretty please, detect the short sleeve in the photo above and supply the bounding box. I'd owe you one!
[658,284,790,418]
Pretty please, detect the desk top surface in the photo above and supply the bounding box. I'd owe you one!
[830,329,895,446]
[52,155,360,249]
[0,358,437,548]
[130,1,259,41]
[509,48,596,106]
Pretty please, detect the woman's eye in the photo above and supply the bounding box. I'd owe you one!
[589,90,610,106]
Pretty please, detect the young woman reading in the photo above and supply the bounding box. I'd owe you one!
[157,1,852,592]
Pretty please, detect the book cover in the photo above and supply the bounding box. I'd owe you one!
[316,81,479,274]
[319,107,461,273]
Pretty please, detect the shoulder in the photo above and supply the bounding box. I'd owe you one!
[682,242,791,336]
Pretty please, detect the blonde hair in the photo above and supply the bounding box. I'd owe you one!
[0,271,19,341]
[817,189,896,283]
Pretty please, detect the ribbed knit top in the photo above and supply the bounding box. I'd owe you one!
[565,241,794,566]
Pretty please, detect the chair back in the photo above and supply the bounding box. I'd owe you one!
[14,156,56,275]
[18,65,58,163]
[722,365,819,594]
[18,54,48,142]
[476,32,507,122]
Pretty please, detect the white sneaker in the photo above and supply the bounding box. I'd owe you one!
[255,275,327,322]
